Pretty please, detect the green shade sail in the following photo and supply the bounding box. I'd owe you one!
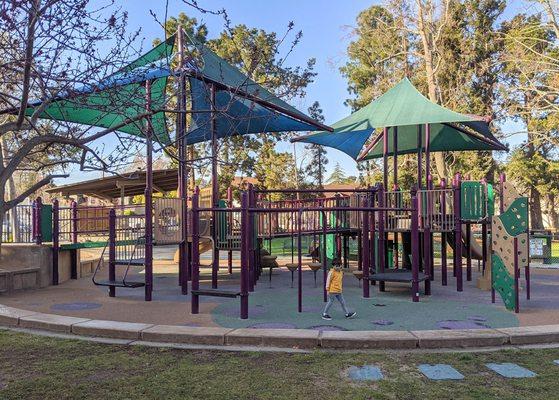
[292,78,506,160]
[23,35,176,145]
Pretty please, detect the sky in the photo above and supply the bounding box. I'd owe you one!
[62,0,533,185]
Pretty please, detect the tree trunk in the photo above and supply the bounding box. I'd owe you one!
[416,0,449,181]
[530,187,544,229]
[545,193,558,230]
[1,136,20,242]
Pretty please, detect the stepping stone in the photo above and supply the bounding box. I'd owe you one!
[418,364,464,380]
[554,360,559,366]
[347,365,384,381]
[485,363,536,378]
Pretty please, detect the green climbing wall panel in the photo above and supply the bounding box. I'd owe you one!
[492,254,516,311]
[499,197,529,237]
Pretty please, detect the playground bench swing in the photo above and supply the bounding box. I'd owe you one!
[91,209,148,291]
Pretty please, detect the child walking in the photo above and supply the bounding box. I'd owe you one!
[322,262,356,320]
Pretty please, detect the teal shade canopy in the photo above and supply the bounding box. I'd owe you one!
[184,36,323,143]
[293,78,506,160]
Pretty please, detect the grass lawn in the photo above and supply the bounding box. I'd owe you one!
[1,330,559,399]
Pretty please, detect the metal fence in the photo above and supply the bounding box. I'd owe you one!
[2,204,33,243]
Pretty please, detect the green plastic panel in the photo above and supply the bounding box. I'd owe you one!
[41,204,53,242]
[499,197,529,236]
[487,184,495,217]
[217,199,228,244]
[492,254,516,311]
[461,181,486,221]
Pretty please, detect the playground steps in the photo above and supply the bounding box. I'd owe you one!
[370,270,428,283]
[191,289,241,298]
[113,258,145,266]
[95,280,146,288]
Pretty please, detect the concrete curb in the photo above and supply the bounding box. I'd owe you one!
[3,305,559,350]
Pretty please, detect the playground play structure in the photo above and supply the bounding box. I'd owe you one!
[0,29,531,319]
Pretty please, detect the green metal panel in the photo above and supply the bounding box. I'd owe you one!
[41,204,52,242]
[492,254,516,311]
[460,181,486,221]
[499,197,529,236]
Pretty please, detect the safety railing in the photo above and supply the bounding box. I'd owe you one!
[2,204,33,243]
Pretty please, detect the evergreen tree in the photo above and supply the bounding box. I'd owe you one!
[304,101,328,188]
[157,13,316,198]
[327,162,348,184]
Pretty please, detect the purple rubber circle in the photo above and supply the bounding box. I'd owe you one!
[51,302,102,311]
[467,315,488,322]
[222,305,266,317]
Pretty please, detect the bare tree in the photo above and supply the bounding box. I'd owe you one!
[0,0,154,240]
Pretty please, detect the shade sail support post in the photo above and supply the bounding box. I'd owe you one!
[177,27,189,295]
[210,83,220,289]
[144,79,154,302]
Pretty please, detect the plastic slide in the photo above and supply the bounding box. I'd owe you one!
[444,226,483,260]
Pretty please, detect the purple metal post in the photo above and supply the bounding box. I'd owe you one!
[361,197,370,298]
[427,175,434,282]
[247,184,255,292]
[393,127,398,187]
[108,208,116,297]
[514,237,520,313]
[370,189,376,286]
[210,84,220,289]
[378,184,385,292]
[423,224,431,295]
[191,191,200,314]
[454,173,463,292]
[466,222,472,281]
[440,179,448,286]
[177,28,189,295]
[34,197,43,245]
[393,127,399,268]
[144,80,154,302]
[526,193,530,300]
[322,211,328,302]
[481,179,488,276]
[227,186,233,274]
[424,124,431,188]
[297,210,303,312]
[52,200,60,286]
[383,127,389,189]
[357,230,362,272]
[71,201,78,244]
[240,192,249,319]
[411,187,420,302]
[417,125,423,188]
